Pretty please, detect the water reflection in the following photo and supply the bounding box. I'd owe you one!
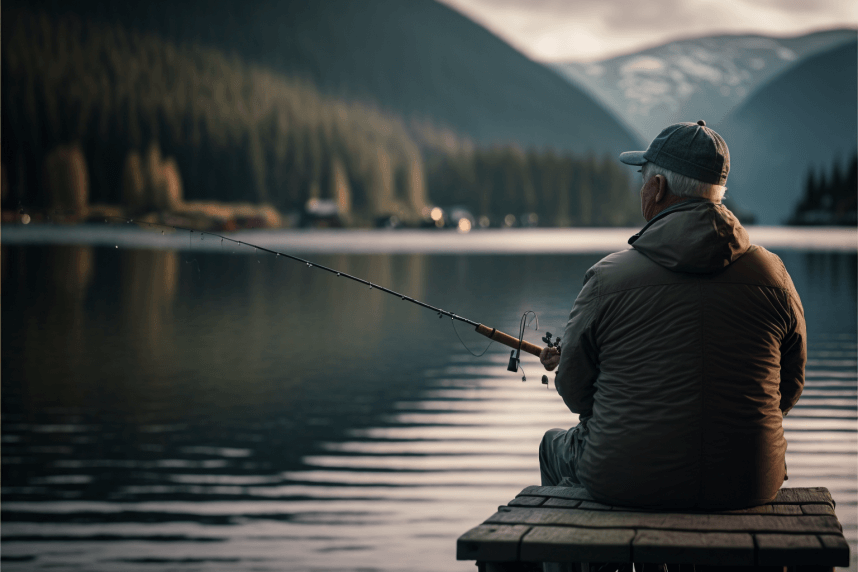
[2,244,856,571]
[121,249,178,357]
[804,250,858,296]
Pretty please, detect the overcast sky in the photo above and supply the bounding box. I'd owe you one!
[437,0,858,62]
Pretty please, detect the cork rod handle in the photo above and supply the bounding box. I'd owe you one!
[474,324,544,357]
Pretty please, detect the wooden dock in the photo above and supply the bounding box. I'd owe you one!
[457,486,850,571]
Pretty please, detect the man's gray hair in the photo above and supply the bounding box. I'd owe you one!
[642,162,727,201]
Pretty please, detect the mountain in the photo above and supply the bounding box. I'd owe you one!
[552,30,856,141]
[14,0,642,156]
[713,39,857,225]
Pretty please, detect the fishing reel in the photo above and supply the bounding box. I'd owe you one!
[508,331,562,386]
[539,332,562,387]
[542,331,561,349]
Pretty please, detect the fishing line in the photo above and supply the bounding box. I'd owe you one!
[104,216,481,327]
[450,317,494,357]
[511,310,538,381]
[520,311,538,339]
[101,215,550,369]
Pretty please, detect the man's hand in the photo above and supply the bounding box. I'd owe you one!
[540,346,561,372]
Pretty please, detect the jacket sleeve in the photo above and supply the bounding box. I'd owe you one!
[555,265,601,415]
[779,270,806,415]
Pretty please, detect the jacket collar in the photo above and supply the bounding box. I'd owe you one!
[627,199,710,245]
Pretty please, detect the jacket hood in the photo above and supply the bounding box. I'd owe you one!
[628,200,751,273]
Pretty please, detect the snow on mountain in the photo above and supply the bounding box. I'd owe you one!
[552,30,856,141]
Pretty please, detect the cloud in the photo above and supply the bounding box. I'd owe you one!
[437,0,858,61]
[746,0,855,14]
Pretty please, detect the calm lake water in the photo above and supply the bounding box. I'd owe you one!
[2,227,856,571]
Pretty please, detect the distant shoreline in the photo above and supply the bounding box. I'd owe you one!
[2,224,855,253]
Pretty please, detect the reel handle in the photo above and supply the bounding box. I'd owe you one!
[474,324,543,357]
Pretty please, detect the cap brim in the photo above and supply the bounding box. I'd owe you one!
[619,151,647,165]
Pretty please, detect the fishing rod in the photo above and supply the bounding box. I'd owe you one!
[104,215,559,379]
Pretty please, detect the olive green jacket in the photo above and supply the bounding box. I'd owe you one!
[557,200,806,509]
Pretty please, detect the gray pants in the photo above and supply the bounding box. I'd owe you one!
[539,425,587,487]
[539,425,588,572]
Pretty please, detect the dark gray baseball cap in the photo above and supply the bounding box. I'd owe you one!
[619,120,730,185]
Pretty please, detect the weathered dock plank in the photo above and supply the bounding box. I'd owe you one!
[458,487,851,567]
[457,524,531,561]
[632,530,755,566]
[801,504,836,516]
[520,526,635,563]
[578,501,615,511]
[773,487,835,507]
[486,507,843,534]
[543,498,583,509]
[818,534,851,559]
[518,486,599,502]
[755,533,826,566]
[509,496,547,507]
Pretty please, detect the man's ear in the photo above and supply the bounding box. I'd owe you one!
[654,175,668,202]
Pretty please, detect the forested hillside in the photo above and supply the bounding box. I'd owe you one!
[12,0,641,155]
[1,8,639,227]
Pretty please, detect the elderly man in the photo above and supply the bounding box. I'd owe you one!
[539,120,806,509]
